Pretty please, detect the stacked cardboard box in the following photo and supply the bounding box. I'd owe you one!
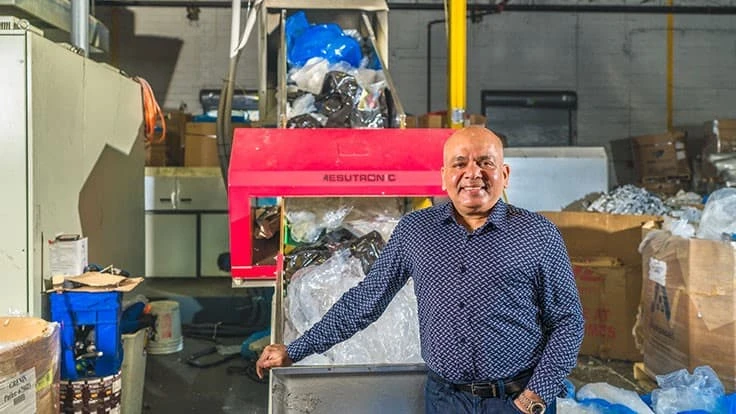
[632,131,691,195]
[637,222,736,392]
[184,122,249,167]
[409,113,487,129]
[0,317,60,414]
[145,111,191,167]
[704,119,736,153]
[542,212,657,361]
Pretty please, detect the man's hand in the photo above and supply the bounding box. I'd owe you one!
[256,344,294,379]
[514,389,544,413]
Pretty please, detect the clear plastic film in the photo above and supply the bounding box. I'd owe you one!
[651,366,724,414]
[284,250,422,365]
[695,187,736,240]
[284,197,403,244]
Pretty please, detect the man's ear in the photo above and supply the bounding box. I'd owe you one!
[440,166,446,191]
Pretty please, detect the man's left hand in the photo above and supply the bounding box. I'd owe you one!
[514,389,544,413]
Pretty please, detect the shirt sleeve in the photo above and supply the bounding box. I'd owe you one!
[286,220,412,363]
[525,224,585,404]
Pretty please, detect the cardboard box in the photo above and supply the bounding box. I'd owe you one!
[637,223,736,391]
[144,111,191,167]
[0,317,60,414]
[184,122,249,167]
[145,143,168,166]
[632,131,691,179]
[465,114,487,127]
[48,272,143,293]
[640,176,690,196]
[403,115,418,129]
[164,110,191,166]
[418,113,446,128]
[48,235,88,277]
[705,119,736,153]
[541,212,658,360]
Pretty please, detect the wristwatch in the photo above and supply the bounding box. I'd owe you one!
[516,393,546,414]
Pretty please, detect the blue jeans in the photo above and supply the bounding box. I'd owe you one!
[424,373,557,414]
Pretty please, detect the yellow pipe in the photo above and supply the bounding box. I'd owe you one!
[666,0,674,130]
[448,0,466,129]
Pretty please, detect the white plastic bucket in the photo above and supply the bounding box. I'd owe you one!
[147,301,183,355]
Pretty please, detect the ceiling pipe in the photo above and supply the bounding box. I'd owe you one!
[93,1,736,14]
[72,0,89,56]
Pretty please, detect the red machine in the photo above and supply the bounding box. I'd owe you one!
[227,128,455,282]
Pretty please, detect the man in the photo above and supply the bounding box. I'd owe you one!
[257,126,584,414]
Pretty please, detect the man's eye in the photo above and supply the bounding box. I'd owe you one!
[480,161,494,168]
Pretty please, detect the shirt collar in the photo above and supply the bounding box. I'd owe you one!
[438,199,509,232]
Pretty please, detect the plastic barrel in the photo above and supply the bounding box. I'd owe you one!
[59,370,122,414]
[147,301,183,355]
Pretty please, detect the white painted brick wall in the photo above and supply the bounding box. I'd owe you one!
[97,4,736,184]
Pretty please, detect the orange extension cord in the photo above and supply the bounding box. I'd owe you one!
[134,76,166,144]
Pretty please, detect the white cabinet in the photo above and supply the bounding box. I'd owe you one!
[200,213,231,277]
[144,168,231,278]
[145,214,198,277]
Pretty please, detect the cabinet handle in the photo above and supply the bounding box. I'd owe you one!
[159,197,172,202]
[180,198,193,202]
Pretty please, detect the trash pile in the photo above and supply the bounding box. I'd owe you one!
[558,365,736,414]
[284,11,391,129]
[281,197,422,365]
[586,185,672,216]
[577,184,736,242]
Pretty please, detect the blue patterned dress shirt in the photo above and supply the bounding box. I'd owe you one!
[286,200,584,404]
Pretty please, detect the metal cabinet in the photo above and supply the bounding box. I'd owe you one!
[200,213,230,277]
[145,168,230,278]
[144,214,197,277]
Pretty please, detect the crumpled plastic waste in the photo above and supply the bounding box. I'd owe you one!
[285,250,421,365]
[587,185,671,216]
[556,397,639,414]
[316,71,361,127]
[651,366,725,414]
[286,112,326,128]
[285,12,362,68]
[577,383,653,414]
[695,187,736,241]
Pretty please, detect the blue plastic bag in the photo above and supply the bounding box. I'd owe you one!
[285,12,362,68]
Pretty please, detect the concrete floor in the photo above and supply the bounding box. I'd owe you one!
[134,278,653,413]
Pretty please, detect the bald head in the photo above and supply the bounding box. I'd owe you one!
[443,127,505,166]
[440,126,510,221]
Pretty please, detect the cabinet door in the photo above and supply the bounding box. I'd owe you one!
[176,176,228,211]
[145,213,197,277]
[145,176,178,210]
[200,213,230,277]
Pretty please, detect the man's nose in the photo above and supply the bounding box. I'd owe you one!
[464,162,482,178]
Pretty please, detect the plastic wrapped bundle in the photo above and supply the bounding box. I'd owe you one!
[285,250,422,365]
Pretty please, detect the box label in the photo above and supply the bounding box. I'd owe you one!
[649,258,667,286]
[0,368,36,414]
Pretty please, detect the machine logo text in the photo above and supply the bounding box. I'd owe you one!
[323,173,397,183]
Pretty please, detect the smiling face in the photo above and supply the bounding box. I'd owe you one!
[441,127,510,219]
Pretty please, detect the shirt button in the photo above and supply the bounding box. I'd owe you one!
[458,302,465,309]
[459,337,467,344]
[459,265,467,273]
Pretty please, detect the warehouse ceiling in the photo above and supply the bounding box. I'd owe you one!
[91,0,736,13]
